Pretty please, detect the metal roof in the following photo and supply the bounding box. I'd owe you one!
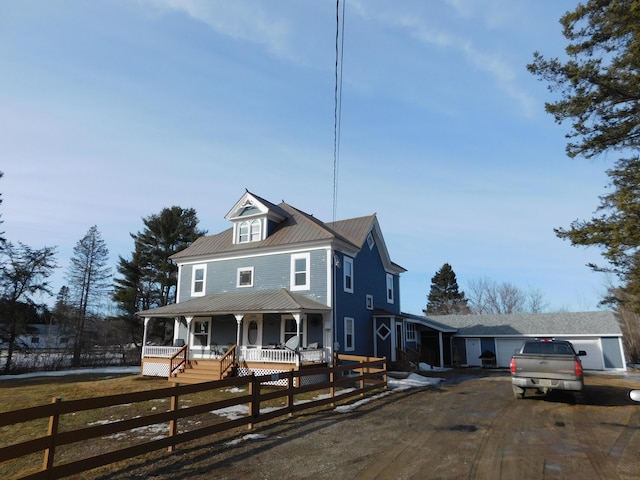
[137,289,330,318]
[424,311,622,337]
[171,202,371,261]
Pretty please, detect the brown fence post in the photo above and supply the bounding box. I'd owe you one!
[248,373,258,430]
[168,390,179,452]
[330,364,336,408]
[287,369,294,417]
[42,397,62,473]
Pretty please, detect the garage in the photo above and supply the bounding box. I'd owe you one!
[423,311,626,371]
[561,338,603,370]
[496,338,526,368]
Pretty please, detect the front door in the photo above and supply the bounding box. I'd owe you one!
[243,315,263,347]
[466,338,482,366]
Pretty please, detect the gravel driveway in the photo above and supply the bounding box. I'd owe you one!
[96,369,640,480]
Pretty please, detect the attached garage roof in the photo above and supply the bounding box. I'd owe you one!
[137,289,330,318]
[424,311,621,337]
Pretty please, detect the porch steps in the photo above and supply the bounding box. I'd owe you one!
[170,359,235,384]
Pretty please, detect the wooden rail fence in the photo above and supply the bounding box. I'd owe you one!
[0,354,386,479]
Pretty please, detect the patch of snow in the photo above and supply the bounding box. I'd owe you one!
[225,433,267,446]
[387,373,444,391]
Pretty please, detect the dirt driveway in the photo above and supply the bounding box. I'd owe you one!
[100,369,640,480]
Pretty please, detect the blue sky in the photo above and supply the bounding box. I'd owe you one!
[1,1,611,315]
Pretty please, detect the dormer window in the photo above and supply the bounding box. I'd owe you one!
[226,192,287,245]
[237,219,262,244]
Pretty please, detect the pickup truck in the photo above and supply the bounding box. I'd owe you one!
[510,339,587,401]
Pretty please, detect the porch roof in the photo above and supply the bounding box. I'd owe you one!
[136,289,331,318]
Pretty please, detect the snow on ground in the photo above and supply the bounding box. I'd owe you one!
[1,365,447,445]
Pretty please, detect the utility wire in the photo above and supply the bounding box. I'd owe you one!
[333,0,345,222]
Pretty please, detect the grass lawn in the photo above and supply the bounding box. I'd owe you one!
[0,371,341,479]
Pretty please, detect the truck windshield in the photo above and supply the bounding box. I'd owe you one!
[522,342,573,354]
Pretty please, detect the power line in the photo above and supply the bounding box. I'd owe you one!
[333,0,345,222]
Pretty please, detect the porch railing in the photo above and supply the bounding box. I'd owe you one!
[169,344,188,377]
[220,345,236,378]
[239,346,327,364]
[143,345,182,358]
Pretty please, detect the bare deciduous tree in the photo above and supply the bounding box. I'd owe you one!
[466,278,548,314]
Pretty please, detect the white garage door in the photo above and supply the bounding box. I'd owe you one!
[496,339,526,368]
[562,338,603,370]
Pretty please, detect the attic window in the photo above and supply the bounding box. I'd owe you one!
[367,232,374,250]
[237,219,262,243]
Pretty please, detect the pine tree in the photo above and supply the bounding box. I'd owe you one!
[425,263,470,315]
[113,206,206,344]
[528,0,640,310]
[66,225,111,365]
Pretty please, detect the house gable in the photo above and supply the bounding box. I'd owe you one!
[224,191,288,245]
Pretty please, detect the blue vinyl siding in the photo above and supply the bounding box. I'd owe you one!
[333,234,399,356]
[178,249,328,304]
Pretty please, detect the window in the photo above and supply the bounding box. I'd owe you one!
[238,222,249,243]
[290,253,310,290]
[192,265,206,296]
[250,219,261,241]
[283,317,304,345]
[366,294,373,310]
[237,267,254,287]
[31,337,40,344]
[193,320,209,347]
[386,273,394,304]
[367,232,375,250]
[237,219,262,243]
[406,323,417,342]
[344,317,355,351]
[343,256,354,293]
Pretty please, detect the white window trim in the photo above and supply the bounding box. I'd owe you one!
[290,252,310,291]
[406,323,417,342]
[344,317,355,351]
[386,273,394,304]
[237,266,254,288]
[343,256,354,293]
[366,294,373,310]
[191,264,207,297]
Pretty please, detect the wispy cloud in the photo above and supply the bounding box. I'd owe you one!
[143,0,291,57]
[351,1,538,117]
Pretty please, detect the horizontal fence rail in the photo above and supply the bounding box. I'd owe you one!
[0,354,386,480]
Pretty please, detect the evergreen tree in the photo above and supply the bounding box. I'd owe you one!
[66,225,111,365]
[425,263,470,315]
[113,206,206,344]
[528,0,640,310]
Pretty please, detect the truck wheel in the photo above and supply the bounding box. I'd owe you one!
[574,391,585,404]
[512,385,525,399]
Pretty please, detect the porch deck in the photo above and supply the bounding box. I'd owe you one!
[141,344,329,383]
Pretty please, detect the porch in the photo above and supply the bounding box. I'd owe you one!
[141,343,330,383]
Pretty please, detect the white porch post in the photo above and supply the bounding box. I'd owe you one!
[142,317,150,359]
[184,316,194,340]
[234,314,244,362]
[293,313,302,367]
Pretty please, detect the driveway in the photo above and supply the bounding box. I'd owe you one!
[100,369,640,480]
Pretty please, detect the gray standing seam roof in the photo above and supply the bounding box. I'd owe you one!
[171,202,375,261]
[137,289,330,318]
[424,311,621,337]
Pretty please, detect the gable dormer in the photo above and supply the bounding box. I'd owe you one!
[225,191,287,245]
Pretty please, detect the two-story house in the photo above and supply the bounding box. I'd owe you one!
[138,191,406,382]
